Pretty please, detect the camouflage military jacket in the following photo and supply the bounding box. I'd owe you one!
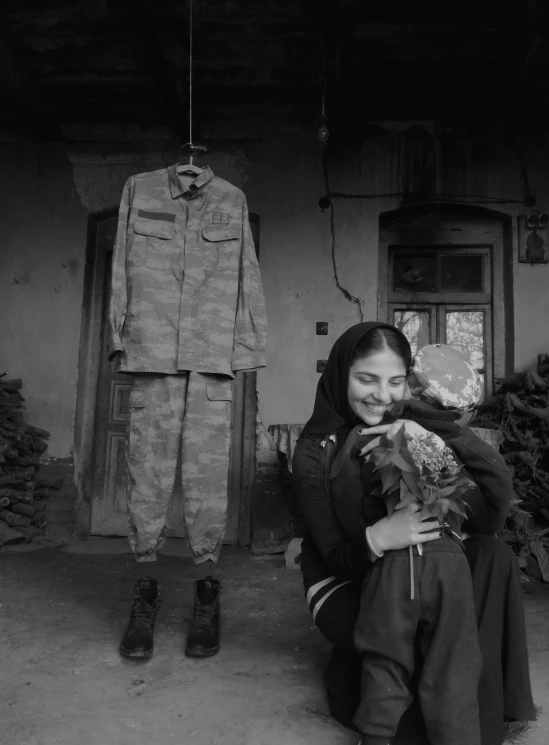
[109,165,267,376]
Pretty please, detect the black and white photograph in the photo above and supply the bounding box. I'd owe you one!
[0,1,548,743]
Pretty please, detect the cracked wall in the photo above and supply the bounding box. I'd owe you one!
[1,129,549,462]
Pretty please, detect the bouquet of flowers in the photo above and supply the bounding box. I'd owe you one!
[366,427,476,598]
[367,427,475,522]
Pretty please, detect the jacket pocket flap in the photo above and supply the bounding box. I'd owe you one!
[134,219,175,240]
[202,227,239,242]
[206,380,233,401]
[128,390,150,408]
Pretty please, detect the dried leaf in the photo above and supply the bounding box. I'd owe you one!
[510,393,527,411]
[531,370,547,389]
[530,539,549,582]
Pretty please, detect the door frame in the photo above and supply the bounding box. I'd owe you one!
[377,204,514,383]
[73,209,259,544]
[74,209,117,538]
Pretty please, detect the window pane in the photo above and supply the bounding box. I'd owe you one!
[393,254,437,292]
[478,373,485,403]
[445,311,484,369]
[440,255,483,292]
[393,310,432,357]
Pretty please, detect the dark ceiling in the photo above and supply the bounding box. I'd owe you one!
[1,0,548,142]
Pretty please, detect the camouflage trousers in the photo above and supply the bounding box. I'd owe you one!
[125,372,232,564]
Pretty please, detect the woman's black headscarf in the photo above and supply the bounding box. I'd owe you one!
[301,321,411,436]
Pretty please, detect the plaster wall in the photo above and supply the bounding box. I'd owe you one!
[434,135,549,375]
[248,132,549,428]
[1,130,549,461]
[0,145,88,457]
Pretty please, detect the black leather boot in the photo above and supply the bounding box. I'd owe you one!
[119,577,161,660]
[185,576,221,658]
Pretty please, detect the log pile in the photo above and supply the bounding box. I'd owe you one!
[474,354,549,581]
[0,374,61,545]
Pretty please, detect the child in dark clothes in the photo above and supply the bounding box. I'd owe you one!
[330,344,513,745]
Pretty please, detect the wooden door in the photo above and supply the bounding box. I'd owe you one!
[89,213,259,545]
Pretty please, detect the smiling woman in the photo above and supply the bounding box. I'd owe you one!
[292,321,536,745]
[347,346,408,426]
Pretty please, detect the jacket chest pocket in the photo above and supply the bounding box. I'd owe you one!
[201,227,240,273]
[131,216,177,271]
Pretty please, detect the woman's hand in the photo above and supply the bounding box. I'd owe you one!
[368,504,441,553]
[358,419,444,456]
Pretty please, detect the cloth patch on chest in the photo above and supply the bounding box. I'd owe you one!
[212,212,230,225]
[137,209,176,222]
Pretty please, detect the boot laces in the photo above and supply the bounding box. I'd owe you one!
[194,603,215,632]
[132,599,156,630]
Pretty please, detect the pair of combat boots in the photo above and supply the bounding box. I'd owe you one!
[119,576,221,660]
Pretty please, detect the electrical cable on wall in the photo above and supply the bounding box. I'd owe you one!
[322,148,364,322]
[320,137,532,208]
[324,191,526,205]
[515,138,538,209]
[316,77,329,142]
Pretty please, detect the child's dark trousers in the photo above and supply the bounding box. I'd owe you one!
[353,534,482,745]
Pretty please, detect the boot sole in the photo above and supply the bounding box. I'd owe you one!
[185,645,220,658]
[119,646,153,660]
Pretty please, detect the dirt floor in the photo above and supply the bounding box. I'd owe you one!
[1,539,548,745]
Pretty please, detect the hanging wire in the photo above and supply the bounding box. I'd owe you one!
[188,0,194,153]
[515,138,539,209]
[181,0,206,163]
[319,76,327,115]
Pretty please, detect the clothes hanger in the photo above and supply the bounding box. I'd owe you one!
[176,0,207,178]
[177,142,206,176]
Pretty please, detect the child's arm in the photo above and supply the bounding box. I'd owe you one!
[449,429,512,534]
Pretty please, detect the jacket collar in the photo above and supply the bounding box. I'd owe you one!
[168,164,214,199]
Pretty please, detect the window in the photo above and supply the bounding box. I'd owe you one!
[389,246,492,399]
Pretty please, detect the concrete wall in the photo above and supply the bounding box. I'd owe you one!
[1,127,549,542]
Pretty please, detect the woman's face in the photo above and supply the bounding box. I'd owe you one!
[347,348,407,426]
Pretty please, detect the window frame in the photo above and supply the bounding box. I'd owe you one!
[388,245,492,304]
[378,213,510,394]
[389,302,493,400]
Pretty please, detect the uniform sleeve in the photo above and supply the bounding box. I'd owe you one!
[451,429,513,534]
[292,436,375,580]
[108,177,133,360]
[231,197,267,372]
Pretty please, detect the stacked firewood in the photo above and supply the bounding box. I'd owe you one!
[0,374,60,544]
[474,354,549,581]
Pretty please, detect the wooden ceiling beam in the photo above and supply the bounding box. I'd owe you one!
[0,34,65,141]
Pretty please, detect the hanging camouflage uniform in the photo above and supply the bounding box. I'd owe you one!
[109,164,267,563]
